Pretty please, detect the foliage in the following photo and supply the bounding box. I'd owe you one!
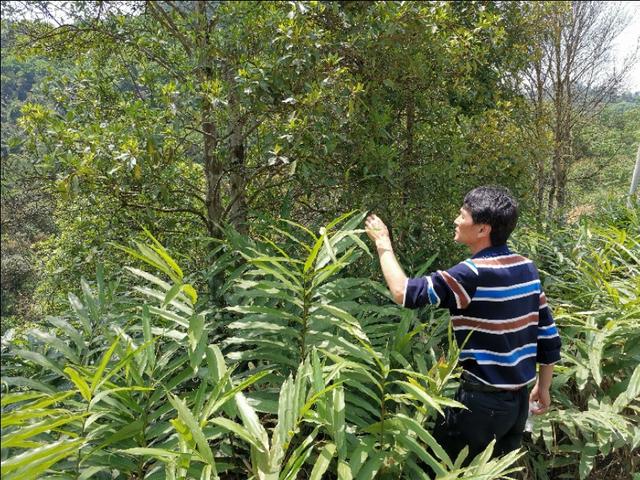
[2,1,541,317]
[570,95,640,209]
[0,19,54,326]
[513,202,640,479]
[2,215,525,479]
[2,1,639,479]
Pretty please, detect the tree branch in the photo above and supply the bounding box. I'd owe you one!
[145,1,193,57]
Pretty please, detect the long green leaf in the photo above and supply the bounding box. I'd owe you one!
[168,394,215,465]
[235,392,269,452]
[2,415,85,448]
[0,392,46,407]
[1,438,83,476]
[304,234,325,273]
[308,442,336,480]
[163,283,184,308]
[91,338,120,393]
[64,367,92,401]
[143,226,184,280]
[209,417,264,450]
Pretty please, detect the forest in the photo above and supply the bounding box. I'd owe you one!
[1,1,639,479]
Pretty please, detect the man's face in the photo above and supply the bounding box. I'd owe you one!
[454,207,487,246]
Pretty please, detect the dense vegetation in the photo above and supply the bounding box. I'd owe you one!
[1,1,638,479]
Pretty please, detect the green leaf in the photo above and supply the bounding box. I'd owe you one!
[347,232,372,259]
[269,225,312,253]
[142,306,155,374]
[396,431,445,476]
[12,350,64,377]
[78,466,109,480]
[91,338,120,393]
[1,408,72,428]
[182,283,198,305]
[95,340,154,392]
[394,380,445,416]
[47,316,85,353]
[395,414,452,467]
[309,442,336,480]
[112,243,172,281]
[125,266,170,290]
[1,438,83,478]
[209,417,264,450]
[281,427,319,480]
[325,210,357,231]
[64,366,92,401]
[2,414,85,448]
[304,234,325,273]
[337,459,353,480]
[322,228,338,265]
[30,330,79,364]
[578,442,598,479]
[234,392,269,452]
[89,386,152,411]
[68,292,91,333]
[120,447,181,461]
[143,226,184,280]
[354,451,385,480]
[81,278,98,321]
[163,283,184,308]
[0,392,46,407]
[279,218,317,242]
[2,393,74,419]
[168,394,215,465]
[88,419,145,455]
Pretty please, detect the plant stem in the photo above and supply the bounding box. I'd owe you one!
[299,273,311,362]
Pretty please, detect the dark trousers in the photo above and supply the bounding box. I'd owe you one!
[432,381,529,466]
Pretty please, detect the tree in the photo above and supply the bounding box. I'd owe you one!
[4,1,540,311]
[0,19,54,325]
[523,1,639,220]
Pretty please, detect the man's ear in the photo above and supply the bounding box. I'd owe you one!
[478,224,492,239]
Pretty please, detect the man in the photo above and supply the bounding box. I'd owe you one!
[364,186,561,463]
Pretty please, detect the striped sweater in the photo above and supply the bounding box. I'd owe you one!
[403,244,561,389]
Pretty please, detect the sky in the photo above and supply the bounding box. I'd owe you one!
[613,1,640,92]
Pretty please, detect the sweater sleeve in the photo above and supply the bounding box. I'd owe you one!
[536,291,561,364]
[403,259,479,310]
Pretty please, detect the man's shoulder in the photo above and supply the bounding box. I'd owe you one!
[470,251,535,270]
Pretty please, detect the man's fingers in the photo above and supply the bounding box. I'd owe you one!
[531,398,550,415]
[532,405,548,415]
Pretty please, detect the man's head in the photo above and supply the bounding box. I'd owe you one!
[454,186,518,249]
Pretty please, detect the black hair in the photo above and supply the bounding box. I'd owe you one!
[463,186,518,246]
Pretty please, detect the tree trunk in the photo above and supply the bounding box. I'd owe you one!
[203,96,223,237]
[398,97,415,245]
[534,59,546,224]
[196,1,223,237]
[551,14,568,221]
[226,69,248,235]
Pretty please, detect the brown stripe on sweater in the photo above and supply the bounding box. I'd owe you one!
[473,255,529,267]
[453,312,539,331]
[440,270,471,308]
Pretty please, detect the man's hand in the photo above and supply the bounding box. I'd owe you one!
[364,214,406,304]
[529,382,551,415]
[365,214,392,251]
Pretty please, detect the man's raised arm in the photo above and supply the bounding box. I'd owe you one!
[365,214,407,305]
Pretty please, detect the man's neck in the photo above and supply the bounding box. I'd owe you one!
[468,239,493,256]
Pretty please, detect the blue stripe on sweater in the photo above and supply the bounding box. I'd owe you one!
[475,281,540,299]
[538,325,558,338]
[460,344,537,365]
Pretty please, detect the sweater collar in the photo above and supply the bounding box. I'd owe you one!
[472,244,511,259]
